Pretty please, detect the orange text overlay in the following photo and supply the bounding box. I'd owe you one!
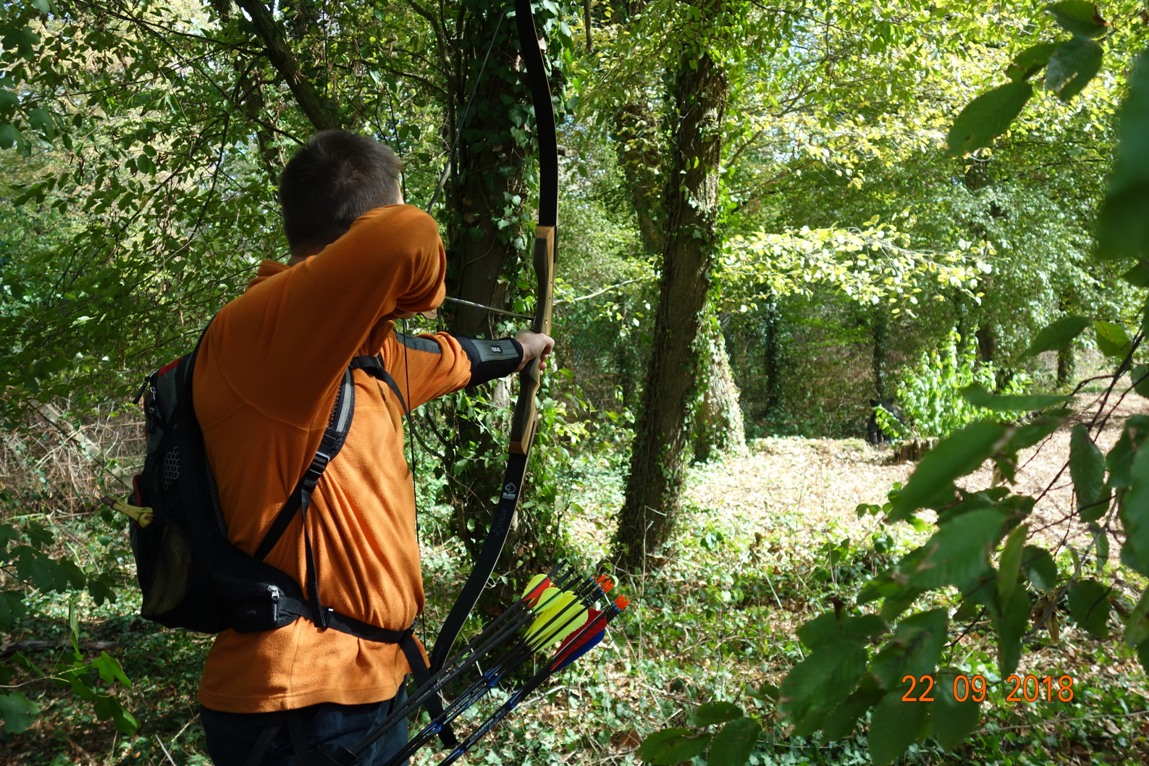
[900,674,1075,704]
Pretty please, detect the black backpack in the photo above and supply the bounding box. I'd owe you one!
[105,331,425,660]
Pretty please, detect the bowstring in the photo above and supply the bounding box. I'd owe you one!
[411,6,510,651]
[398,320,425,653]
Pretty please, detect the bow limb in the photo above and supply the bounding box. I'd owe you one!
[428,0,559,673]
[510,0,558,456]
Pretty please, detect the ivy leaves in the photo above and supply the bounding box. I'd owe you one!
[638,701,763,766]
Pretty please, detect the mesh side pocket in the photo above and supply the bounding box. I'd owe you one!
[161,445,181,490]
[141,522,193,618]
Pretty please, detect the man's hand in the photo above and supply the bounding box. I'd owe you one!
[515,331,555,372]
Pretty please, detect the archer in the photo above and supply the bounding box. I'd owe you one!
[194,129,552,765]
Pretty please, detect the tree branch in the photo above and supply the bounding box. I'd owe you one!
[232,0,339,130]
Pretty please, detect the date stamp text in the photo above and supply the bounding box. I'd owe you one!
[900,674,1075,703]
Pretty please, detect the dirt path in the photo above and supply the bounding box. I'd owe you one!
[684,392,1146,561]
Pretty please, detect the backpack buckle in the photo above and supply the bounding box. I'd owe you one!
[308,451,332,478]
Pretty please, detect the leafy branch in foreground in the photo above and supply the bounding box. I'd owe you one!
[775,17,1149,762]
[771,335,1149,764]
[946,1,1115,157]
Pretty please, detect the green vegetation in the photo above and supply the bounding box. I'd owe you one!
[4,0,1149,764]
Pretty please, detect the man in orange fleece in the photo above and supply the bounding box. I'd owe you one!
[193,130,554,765]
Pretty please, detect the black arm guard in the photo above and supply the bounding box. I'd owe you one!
[456,336,523,386]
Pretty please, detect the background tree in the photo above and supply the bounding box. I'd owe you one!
[607,0,734,570]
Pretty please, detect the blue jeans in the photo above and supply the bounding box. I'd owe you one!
[200,690,408,766]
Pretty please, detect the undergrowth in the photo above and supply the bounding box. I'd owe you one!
[2,420,1148,765]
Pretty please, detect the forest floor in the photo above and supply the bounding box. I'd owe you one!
[521,390,1149,766]
[3,391,1149,765]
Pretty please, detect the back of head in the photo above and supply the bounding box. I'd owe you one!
[279,130,404,256]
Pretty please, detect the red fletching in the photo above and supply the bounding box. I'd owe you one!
[552,609,606,670]
[523,577,552,607]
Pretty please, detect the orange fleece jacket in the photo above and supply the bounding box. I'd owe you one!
[193,205,471,713]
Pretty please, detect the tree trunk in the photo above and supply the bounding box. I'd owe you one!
[692,311,747,462]
[976,324,996,365]
[763,297,783,418]
[614,9,728,571]
[609,1,742,473]
[614,102,667,255]
[1057,345,1076,388]
[441,0,562,602]
[443,7,528,338]
[872,308,888,401]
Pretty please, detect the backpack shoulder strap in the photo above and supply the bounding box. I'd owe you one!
[350,354,407,414]
[253,368,356,561]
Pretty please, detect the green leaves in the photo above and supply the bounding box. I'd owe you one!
[690,701,742,726]
[781,609,951,765]
[0,89,17,118]
[1093,320,1132,359]
[947,3,1109,155]
[1117,425,1149,576]
[638,704,762,766]
[1044,2,1108,102]
[997,523,1029,603]
[779,640,868,734]
[1097,50,1149,261]
[707,717,762,766]
[798,611,889,650]
[0,692,40,734]
[894,332,1021,441]
[932,670,982,750]
[868,691,927,766]
[1046,37,1102,101]
[1132,365,1149,399]
[1070,424,1107,520]
[947,81,1033,157]
[960,383,1068,412]
[1024,315,1090,356]
[1067,579,1111,638]
[1022,545,1059,592]
[870,609,949,688]
[638,730,707,766]
[910,511,1008,592]
[889,421,1007,520]
[1006,43,1058,82]
[0,122,18,150]
[993,587,1030,677]
[1046,1,1108,40]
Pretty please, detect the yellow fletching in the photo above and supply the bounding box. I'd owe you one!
[525,590,587,649]
[545,606,588,647]
[532,586,560,611]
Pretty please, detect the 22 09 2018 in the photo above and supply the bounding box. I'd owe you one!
[900,673,1075,703]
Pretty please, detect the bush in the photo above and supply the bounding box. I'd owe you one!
[881,330,1029,440]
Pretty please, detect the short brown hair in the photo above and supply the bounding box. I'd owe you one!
[278,130,404,253]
